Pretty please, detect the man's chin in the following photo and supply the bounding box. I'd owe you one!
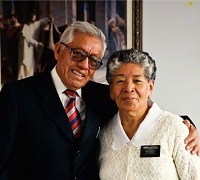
[71,81,88,90]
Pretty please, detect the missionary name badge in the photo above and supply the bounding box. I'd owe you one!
[140,145,160,157]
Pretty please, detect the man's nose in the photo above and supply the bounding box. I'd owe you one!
[78,57,90,70]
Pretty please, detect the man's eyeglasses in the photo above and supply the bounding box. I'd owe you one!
[61,42,103,70]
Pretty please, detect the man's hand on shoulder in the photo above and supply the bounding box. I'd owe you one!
[183,120,200,156]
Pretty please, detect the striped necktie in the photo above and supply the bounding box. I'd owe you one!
[65,89,82,139]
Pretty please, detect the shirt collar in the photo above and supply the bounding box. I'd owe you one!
[51,66,81,96]
[112,99,163,150]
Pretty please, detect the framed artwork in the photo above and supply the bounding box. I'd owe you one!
[0,0,143,86]
[92,0,143,84]
[130,0,143,51]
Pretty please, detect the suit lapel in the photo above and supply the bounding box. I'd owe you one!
[79,81,118,145]
[37,73,74,142]
[79,82,102,145]
[79,105,101,146]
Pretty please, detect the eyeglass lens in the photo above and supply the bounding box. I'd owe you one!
[61,42,103,70]
[71,49,102,70]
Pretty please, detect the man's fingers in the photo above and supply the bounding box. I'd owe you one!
[183,119,190,129]
[184,124,197,145]
[184,131,197,145]
[190,145,198,155]
[198,148,200,156]
[185,139,196,150]
[182,119,200,156]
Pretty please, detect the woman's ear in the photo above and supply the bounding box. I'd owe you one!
[109,85,114,100]
[150,80,155,91]
[54,42,61,61]
[148,80,155,99]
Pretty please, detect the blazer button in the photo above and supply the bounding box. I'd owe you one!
[77,150,81,156]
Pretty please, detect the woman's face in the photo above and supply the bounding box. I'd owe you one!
[54,31,103,91]
[110,63,154,114]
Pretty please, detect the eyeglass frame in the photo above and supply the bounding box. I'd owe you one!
[60,42,103,70]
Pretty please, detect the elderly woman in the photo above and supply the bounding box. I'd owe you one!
[99,49,200,179]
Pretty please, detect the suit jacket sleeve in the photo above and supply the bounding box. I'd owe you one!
[0,83,18,179]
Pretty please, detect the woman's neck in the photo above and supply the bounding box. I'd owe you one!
[120,105,150,139]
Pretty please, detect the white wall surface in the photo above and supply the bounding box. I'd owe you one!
[143,0,200,130]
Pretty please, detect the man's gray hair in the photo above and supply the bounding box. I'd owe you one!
[60,21,106,58]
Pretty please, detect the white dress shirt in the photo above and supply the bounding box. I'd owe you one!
[51,66,86,122]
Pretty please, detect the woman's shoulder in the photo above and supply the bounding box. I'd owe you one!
[159,111,182,122]
[158,111,189,134]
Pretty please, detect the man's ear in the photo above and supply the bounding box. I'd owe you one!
[54,42,61,60]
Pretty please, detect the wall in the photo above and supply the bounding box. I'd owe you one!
[143,0,200,130]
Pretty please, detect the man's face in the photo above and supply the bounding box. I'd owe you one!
[54,31,103,91]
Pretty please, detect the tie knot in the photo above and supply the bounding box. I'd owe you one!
[65,89,77,98]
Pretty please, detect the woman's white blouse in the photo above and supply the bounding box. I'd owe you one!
[99,101,200,180]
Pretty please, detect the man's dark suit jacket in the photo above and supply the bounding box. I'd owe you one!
[0,71,118,179]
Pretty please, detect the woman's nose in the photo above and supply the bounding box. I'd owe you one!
[123,82,134,92]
